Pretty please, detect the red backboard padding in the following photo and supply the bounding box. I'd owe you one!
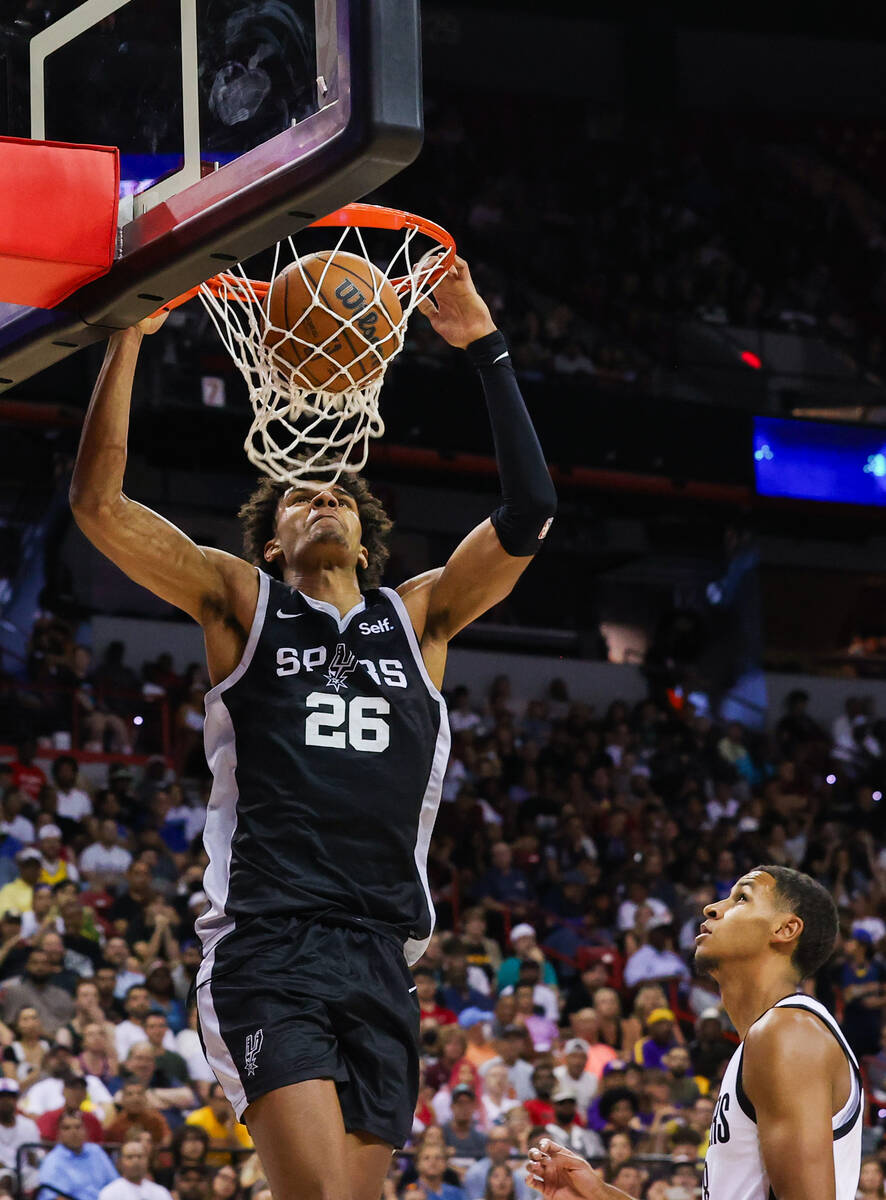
[0,136,119,309]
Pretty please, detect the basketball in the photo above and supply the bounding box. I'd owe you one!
[264,250,403,393]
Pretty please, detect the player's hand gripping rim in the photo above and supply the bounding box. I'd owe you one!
[416,254,496,349]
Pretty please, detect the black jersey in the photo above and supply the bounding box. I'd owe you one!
[196,572,450,964]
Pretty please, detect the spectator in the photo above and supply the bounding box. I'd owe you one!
[22,1044,114,1120]
[161,1124,209,1188]
[512,982,558,1052]
[52,758,93,825]
[622,914,691,988]
[425,1027,469,1093]
[0,849,43,916]
[687,1008,733,1084]
[598,1087,641,1134]
[545,1089,605,1157]
[633,1008,679,1070]
[840,928,886,1059]
[80,821,133,890]
[36,1072,106,1143]
[143,964,185,1033]
[478,1025,535,1101]
[858,1157,886,1200]
[661,1046,703,1108]
[209,1164,240,1200]
[38,929,82,994]
[36,1111,117,1200]
[59,979,115,1055]
[120,1042,194,1114]
[103,937,147,1000]
[98,1139,174,1200]
[523,1064,556,1127]
[2,1005,50,1088]
[439,940,492,1016]
[441,1084,487,1160]
[497,925,558,990]
[78,1021,120,1088]
[413,1141,466,1200]
[116,985,175,1061]
[110,863,157,945]
[476,844,534,918]
[20,885,59,939]
[503,960,559,1023]
[568,1010,618,1078]
[592,990,634,1059]
[0,1078,40,1192]
[477,1061,519,1125]
[482,1164,517,1200]
[459,1008,497,1070]
[554,1038,599,1112]
[10,741,47,805]
[397,1126,463,1195]
[171,1164,210,1200]
[144,1014,191,1086]
[460,908,503,987]
[106,1081,172,1149]
[603,1130,635,1177]
[0,947,75,1035]
[415,967,457,1026]
[609,1163,643,1195]
[37,825,79,887]
[185,1082,253,1165]
[463,1129,531,1200]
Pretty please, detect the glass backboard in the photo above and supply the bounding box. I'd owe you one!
[0,0,422,388]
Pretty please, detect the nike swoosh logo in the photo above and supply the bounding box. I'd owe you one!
[408,986,417,993]
[276,609,303,619]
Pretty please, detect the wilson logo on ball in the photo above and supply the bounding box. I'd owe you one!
[263,250,403,394]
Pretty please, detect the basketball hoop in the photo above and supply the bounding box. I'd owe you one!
[161,203,456,484]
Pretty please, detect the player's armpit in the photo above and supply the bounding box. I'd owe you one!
[743,1009,841,1200]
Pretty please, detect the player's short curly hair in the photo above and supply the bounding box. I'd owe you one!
[238,469,393,590]
[757,864,839,980]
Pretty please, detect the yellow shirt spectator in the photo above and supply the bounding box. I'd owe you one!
[186,1085,253,1165]
[0,850,44,914]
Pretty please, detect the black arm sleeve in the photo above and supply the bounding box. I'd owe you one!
[466,329,557,556]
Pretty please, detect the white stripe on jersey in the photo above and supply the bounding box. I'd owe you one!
[702,993,862,1200]
[196,570,270,956]
[382,586,451,965]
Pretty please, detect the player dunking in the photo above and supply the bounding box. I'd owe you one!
[70,257,556,1200]
[528,866,862,1200]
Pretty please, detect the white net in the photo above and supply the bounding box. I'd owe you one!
[197,209,453,484]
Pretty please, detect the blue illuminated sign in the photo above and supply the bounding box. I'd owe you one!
[753,416,886,506]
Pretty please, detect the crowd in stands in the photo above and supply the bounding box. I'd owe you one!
[387,97,886,399]
[1,637,886,1199]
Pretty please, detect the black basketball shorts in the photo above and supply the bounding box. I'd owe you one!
[195,915,420,1147]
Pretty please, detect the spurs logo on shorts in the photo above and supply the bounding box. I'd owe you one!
[245,1029,264,1076]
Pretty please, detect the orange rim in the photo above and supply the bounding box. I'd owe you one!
[154,202,456,317]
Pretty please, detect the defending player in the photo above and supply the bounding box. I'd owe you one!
[528,866,861,1200]
[69,256,556,1200]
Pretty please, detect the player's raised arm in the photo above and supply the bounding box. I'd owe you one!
[402,257,556,669]
[69,318,257,650]
[743,1009,842,1200]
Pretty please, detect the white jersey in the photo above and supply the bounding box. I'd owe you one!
[702,994,862,1200]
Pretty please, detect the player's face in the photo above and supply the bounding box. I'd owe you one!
[270,481,367,575]
[694,870,791,973]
